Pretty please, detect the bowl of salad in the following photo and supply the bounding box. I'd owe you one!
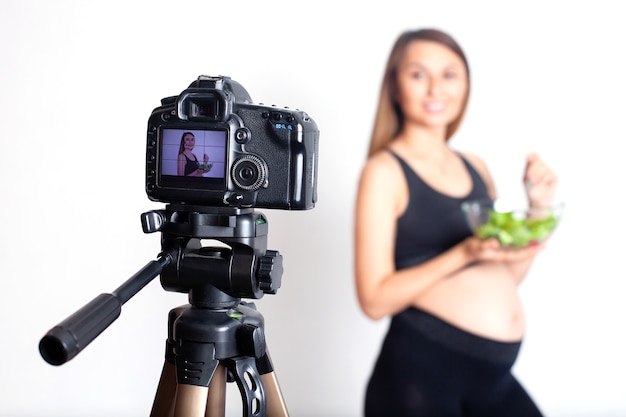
[199,162,213,172]
[461,199,564,248]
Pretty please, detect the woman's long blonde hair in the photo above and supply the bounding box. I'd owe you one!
[367,28,471,157]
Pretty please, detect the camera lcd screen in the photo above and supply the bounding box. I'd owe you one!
[159,128,227,190]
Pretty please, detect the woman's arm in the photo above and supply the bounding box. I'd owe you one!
[354,152,554,320]
[178,154,186,176]
[354,153,480,320]
[467,152,558,285]
[504,153,559,283]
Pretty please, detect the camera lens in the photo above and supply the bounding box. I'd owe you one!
[231,155,268,191]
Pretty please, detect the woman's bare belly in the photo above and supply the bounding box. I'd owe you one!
[412,262,525,342]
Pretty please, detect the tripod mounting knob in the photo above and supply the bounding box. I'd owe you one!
[258,250,283,295]
[141,210,165,233]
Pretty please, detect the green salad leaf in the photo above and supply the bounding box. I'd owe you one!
[476,209,559,248]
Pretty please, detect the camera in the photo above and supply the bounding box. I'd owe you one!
[146,75,319,210]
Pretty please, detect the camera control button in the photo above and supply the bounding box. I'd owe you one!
[235,128,251,144]
[226,192,246,206]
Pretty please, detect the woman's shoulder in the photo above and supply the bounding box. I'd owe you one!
[357,150,408,200]
[361,149,404,179]
[357,149,408,217]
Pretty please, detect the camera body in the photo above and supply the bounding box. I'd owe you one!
[146,75,319,210]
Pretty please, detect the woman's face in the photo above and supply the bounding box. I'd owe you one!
[183,133,195,149]
[394,40,468,131]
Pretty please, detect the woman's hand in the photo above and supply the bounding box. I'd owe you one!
[464,236,544,263]
[524,153,558,207]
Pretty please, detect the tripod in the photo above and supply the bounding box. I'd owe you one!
[39,204,289,417]
[150,292,288,417]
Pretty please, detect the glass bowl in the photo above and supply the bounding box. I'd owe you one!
[461,199,565,248]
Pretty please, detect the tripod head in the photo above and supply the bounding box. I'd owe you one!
[144,204,283,304]
[39,204,283,365]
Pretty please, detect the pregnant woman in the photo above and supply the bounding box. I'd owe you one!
[354,28,557,417]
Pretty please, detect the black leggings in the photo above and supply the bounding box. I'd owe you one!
[365,308,543,417]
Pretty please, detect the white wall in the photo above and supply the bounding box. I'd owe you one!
[1,1,625,416]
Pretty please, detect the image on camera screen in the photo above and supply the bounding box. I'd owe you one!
[159,128,227,190]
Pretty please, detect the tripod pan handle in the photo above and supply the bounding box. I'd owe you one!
[39,293,121,365]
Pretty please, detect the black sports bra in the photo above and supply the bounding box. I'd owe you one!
[390,150,491,270]
[183,153,200,176]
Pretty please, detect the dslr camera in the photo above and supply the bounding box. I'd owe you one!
[146,75,319,210]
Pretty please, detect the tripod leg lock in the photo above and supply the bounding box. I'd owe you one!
[175,341,219,387]
[238,323,266,359]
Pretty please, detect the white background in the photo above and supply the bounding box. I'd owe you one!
[1,1,625,416]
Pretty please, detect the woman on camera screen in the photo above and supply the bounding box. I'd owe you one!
[354,28,557,416]
[177,131,209,177]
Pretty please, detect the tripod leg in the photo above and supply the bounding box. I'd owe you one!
[205,364,227,417]
[258,350,289,417]
[174,384,209,417]
[171,340,220,417]
[151,361,177,417]
[262,372,289,417]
